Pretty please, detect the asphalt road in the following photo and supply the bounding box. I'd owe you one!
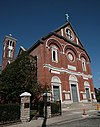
[47,115,100,127]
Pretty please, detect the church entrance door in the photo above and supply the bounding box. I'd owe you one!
[53,86,60,101]
[85,88,90,101]
[71,84,78,102]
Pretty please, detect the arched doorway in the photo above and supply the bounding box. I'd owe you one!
[69,75,79,102]
[51,76,62,102]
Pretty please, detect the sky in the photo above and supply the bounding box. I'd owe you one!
[0,0,100,88]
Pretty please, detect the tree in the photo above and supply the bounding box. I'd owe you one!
[0,52,50,104]
[94,88,100,102]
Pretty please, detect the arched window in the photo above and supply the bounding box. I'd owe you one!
[10,41,12,46]
[81,57,86,71]
[7,40,9,46]
[12,42,14,47]
[52,46,58,63]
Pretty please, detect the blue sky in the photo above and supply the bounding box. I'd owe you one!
[0,0,100,88]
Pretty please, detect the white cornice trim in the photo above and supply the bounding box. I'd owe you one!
[43,64,92,78]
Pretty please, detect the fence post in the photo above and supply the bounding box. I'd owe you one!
[20,92,31,123]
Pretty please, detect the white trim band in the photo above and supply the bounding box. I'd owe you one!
[43,64,92,78]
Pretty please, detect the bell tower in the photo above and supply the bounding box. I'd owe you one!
[2,34,17,70]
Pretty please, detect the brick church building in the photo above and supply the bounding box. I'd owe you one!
[2,21,97,104]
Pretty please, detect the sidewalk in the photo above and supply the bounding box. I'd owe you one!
[5,108,97,127]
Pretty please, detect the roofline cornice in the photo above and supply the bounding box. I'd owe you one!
[27,40,44,53]
[4,35,17,41]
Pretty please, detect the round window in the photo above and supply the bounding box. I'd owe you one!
[67,53,74,61]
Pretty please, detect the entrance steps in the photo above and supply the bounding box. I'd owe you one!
[61,102,97,112]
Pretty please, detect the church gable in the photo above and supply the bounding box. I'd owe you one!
[54,22,84,49]
[28,21,90,62]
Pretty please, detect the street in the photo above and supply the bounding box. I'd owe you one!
[47,115,100,127]
[6,109,99,127]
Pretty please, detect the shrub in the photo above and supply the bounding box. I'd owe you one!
[51,101,61,116]
[0,103,20,123]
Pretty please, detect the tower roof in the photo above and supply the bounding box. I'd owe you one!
[3,35,17,42]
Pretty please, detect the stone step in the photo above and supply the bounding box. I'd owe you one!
[61,102,97,111]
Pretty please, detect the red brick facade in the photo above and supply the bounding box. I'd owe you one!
[28,21,96,103]
[2,22,96,104]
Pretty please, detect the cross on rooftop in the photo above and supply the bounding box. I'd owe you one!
[65,14,69,21]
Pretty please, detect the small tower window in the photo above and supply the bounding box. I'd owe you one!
[12,42,14,47]
[7,40,9,46]
[10,41,12,46]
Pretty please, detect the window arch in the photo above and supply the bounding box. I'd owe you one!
[51,76,61,83]
[84,81,90,87]
[80,52,90,62]
[64,44,79,59]
[69,75,78,82]
[46,38,63,52]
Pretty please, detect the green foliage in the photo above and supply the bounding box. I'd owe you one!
[51,101,62,116]
[0,103,20,123]
[0,52,38,103]
[95,88,100,102]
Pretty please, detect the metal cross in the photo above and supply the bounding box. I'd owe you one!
[65,14,69,21]
[9,34,12,37]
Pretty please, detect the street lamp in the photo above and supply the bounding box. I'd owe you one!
[43,92,51,118]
